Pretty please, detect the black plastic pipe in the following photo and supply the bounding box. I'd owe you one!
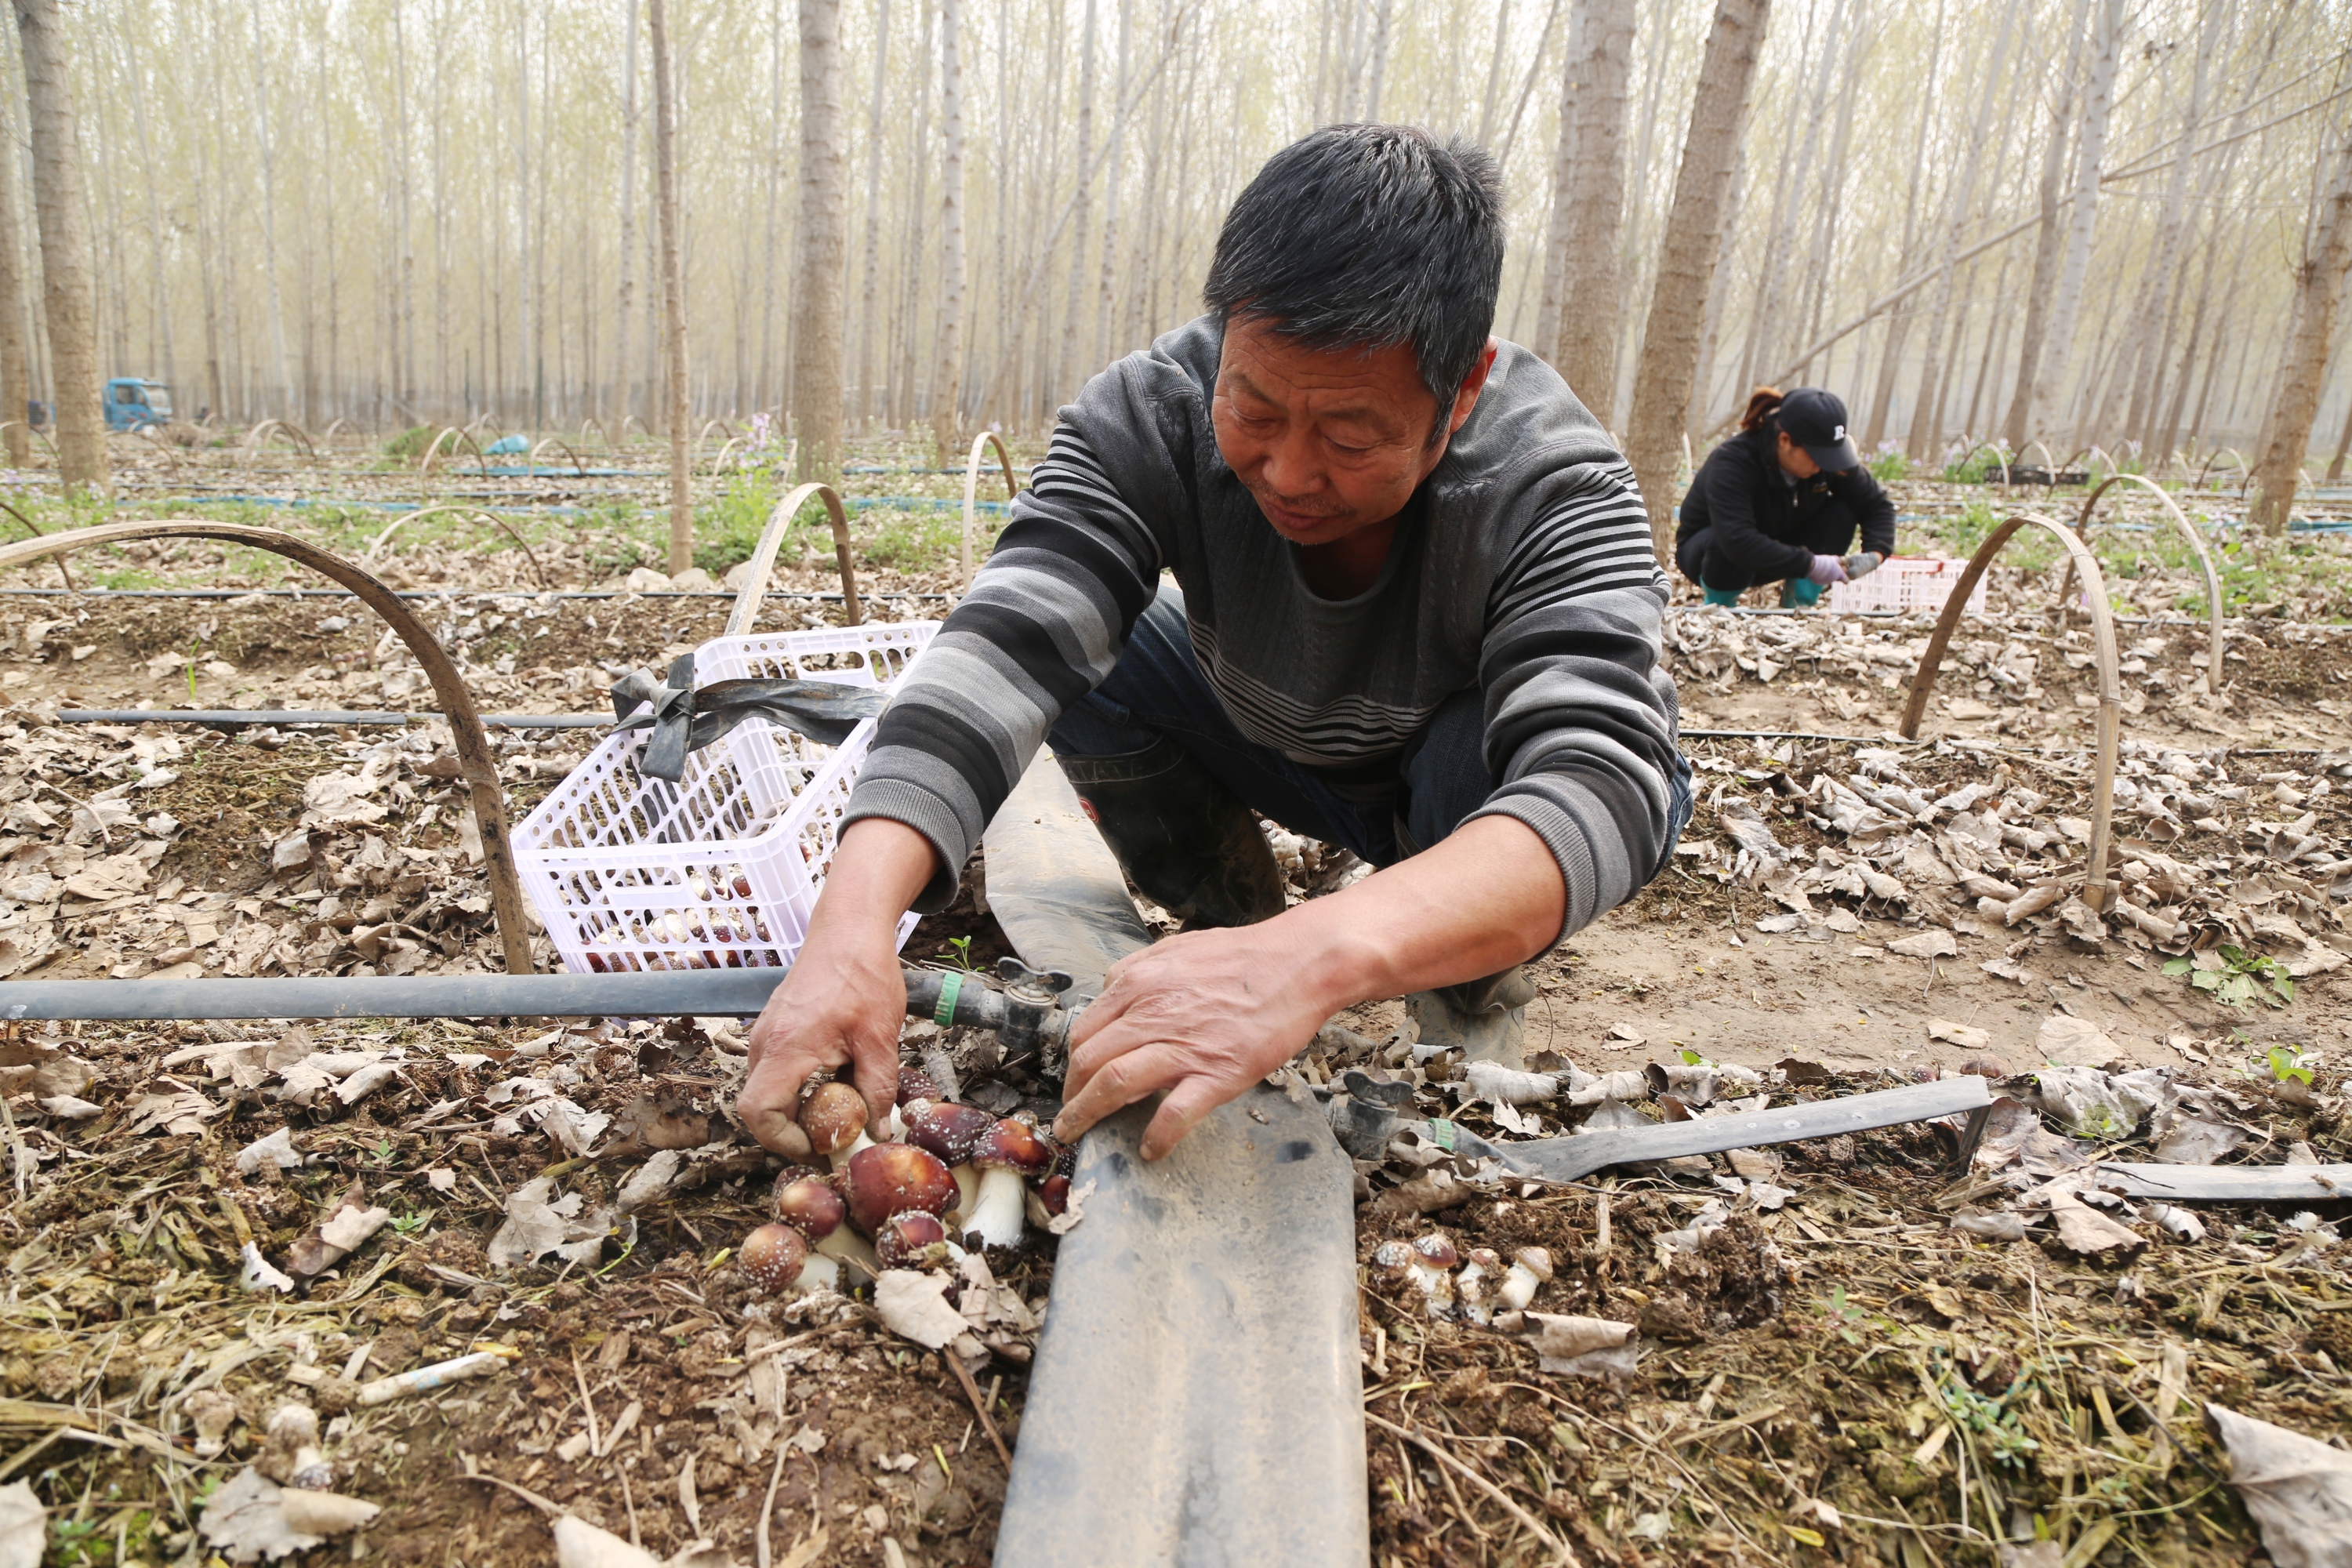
[54,710,612,729]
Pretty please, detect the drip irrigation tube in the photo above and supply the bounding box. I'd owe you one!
[53,709,612,729]
[0,587,953,601]
[0,971,788,1021]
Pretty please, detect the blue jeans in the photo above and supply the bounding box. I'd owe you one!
[1048,586,1693,874]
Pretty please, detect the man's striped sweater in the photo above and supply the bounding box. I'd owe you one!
[841,314,1687,942]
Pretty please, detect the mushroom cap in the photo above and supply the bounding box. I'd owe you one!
[896,1068,942,1107]
[902,1099,996,1166]
[1036,1172,1071,1216]
[840,1143,958,1236]
[1370,1240,1417,1281]
[772,1171,847,1240]
[1411,1233,1459,1269]
[799,1080,872,1156]
[1513,1246,1555,1281]
[974,1116,1055,1177]
[874,1210,950,1269]
[740,1224,811,1292]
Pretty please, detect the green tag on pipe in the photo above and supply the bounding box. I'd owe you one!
[1427,1118,1457,1152]
[933,971,963,1028]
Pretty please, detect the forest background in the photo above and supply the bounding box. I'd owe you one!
[1,0,2349,545]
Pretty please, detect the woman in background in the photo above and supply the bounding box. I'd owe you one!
[1675,386,1896,608]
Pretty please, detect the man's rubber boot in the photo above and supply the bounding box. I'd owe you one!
[1406,967,1540,1067]
[1779,577,1824,609]
[1701,585,1742,608]
[1059,739,1287,929]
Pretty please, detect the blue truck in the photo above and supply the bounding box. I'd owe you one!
[104,378,173,432]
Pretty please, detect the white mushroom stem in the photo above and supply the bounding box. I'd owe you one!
[963,1165,1027,1249]
[1497,1252,1552,1313]
[1405,1260,1455,1316]
[813,1226,881,1276]
[826,1129,876,1172]
[947,1163,982,1228]
[1455,1257,1494,1327]
[792,1254,843,1294]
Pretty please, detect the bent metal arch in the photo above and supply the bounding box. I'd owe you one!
[0,520,535,973]
[2060,473,2225,694]
[1898,512,2122,914]
[724,482,866,636]
[960,430,1021,590]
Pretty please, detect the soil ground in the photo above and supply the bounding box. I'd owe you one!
[1,436,2349,1566]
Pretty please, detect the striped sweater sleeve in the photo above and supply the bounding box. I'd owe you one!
[841,419,1165,911]
[1468,456,1687,943]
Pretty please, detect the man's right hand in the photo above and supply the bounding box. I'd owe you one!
[739,818,940,1153]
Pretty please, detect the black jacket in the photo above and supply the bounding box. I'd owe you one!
[1675,426,1896,582]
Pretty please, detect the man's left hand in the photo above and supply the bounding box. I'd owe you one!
[1051,926,1332,1160]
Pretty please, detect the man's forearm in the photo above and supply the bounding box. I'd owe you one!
[808,818,941,946]
[1281,815,1564,1016]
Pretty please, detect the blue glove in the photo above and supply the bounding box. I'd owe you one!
[1806,554,1848,586]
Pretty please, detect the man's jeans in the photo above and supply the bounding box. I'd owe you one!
[1047,586,1693,875]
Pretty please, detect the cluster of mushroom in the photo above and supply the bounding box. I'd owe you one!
[1372,1233,1554,1326]
[741,1070,1069,1295]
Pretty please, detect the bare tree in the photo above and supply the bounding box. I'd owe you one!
[0,66,29,466]
[793,0,848,481]
[853,0,891,429]
[1998,0,2087,451]
[2032,0,2123,444]
[932,0,967,453]
[613,0,640,431]
[13,0,103,492]
[1624,0,1773,556]
[1537,0,1633,417]
[2251,124,2352,535]
[648,0,691,572]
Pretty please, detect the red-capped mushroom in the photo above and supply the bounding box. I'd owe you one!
[800,1080,876,1169]
[964,1117,1054,1250]
[740,1223,811,1293]
[839,1143,957,1237]
[896,1068,942,1106]
[772,1170,874,1279]
[902,1099,995,1221]
[875,1210,951,1269]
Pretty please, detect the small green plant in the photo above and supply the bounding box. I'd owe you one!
[390,1212,430,1236]
[2163,944,2294,1009]
[1937,1373,2042,1470]
[1868,448,1911,482]
[945,935,979,972]
[383,424,438,460]
[367,1135,398,1167]
[186,646,200,701]
[1941,448,1999,484]
[2263,1044,2316,1084]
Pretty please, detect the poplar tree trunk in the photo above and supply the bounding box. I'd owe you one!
[1624,0,1772,557]
[648,0,692,573]
[2117,0,2219,445]
[612,0,639,431]
[13,0,103,492]
[1862,0,1945,454]
[2251,125,2352,535]
[1904,13,2012,460]
[792,0,848,481]
[2028,0,2122,441]
[931,0,967,454]
[0,88,30,466]
[1057,0,1099,402]
[1552,0,1634,416]
[2000,0,2089,452]
[853,0,891,430]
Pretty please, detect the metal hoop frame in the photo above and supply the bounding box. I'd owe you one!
[0,520,535,971]
[1899,512,2122,913]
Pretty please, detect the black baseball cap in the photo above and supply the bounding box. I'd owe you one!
[1778,387,1859,470]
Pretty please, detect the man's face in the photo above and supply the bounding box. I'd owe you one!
[1210,315,1495,547]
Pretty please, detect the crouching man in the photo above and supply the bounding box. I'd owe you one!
[739,124,1690,1161]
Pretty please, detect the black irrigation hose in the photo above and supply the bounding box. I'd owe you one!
[0,587,953,601]
[0,970,789,1021]
[53,709,611,729]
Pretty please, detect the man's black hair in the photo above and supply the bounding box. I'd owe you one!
[1203,124,1504,434]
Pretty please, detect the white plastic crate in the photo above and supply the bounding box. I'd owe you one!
[514,621,941,976]
[1826,557,1987,617]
